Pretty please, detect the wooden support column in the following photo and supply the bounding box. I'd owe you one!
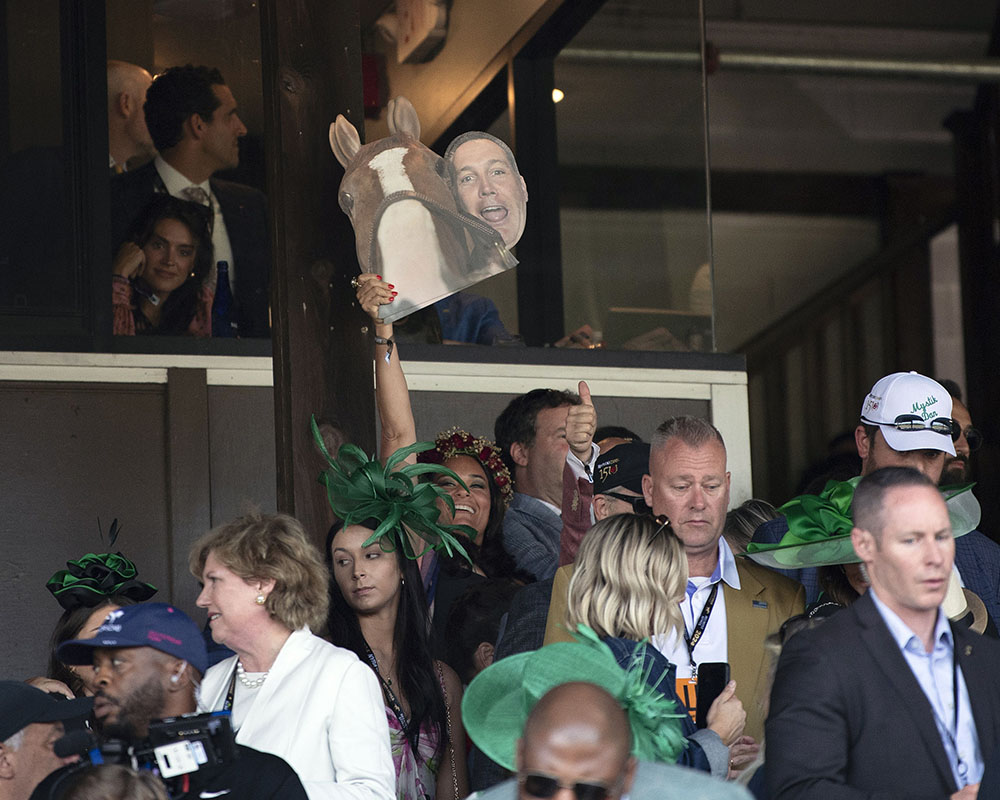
[947,105,1000,541]
[262,0,374,544]
[165,368,211,613]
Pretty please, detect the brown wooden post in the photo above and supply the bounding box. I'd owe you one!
[261,0,375,544]
[947,104,1000,542]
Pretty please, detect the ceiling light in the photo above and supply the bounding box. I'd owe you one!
[552,88,565,103]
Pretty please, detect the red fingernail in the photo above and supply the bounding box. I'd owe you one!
[389,297,395,302]
[391,291,398,296]
[388,284,395,289]
[376,275,382,280]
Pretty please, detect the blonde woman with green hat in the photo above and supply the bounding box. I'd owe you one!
[461,629,753,800]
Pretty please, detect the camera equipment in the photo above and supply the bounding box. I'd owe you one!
[48,711,238,800]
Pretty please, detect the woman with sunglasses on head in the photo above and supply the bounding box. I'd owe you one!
[566,513,747,779]
[320,442,471,800]
[112,194,215,336]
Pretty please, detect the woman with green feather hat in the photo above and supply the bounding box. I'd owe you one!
[316,430,476,799]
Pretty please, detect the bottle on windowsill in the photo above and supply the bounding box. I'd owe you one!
[212,261,238,338]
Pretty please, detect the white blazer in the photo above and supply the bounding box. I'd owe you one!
[200,628,395,800]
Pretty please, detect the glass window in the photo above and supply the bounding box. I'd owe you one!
[0,0,82,321]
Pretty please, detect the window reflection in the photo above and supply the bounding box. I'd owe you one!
[0,0,79,315]
[106,0,269,338]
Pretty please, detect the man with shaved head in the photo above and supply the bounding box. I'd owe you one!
[518,683,635,800]
[469,682,751,799]
[107,61,156,172]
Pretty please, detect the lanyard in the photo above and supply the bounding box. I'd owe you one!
[928,653,967,786]
[223,662,237,712]
[684,581,720,679]
[364,643,409,732]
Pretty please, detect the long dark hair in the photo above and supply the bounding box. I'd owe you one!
[432,462,530,584]
[129,195,213,334]
[47,596,139,697]
[325,519,448,757]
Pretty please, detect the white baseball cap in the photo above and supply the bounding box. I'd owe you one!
[859,371,956,456]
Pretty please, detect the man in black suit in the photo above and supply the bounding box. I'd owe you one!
[111,65,270,336]
[767,467,1000,800]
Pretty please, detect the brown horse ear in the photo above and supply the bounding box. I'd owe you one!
[330,115,361,168]
[386,96,420,140]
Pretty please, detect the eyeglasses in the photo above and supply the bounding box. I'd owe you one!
[861,414,959,441]
[519,771,622,800]
[602,492,650,515]
[960,426,984,452]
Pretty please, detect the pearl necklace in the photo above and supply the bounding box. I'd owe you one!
[236,659,269,689]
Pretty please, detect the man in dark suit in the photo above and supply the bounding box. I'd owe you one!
[494,386,596,582]
[111,65,270,337]
[767,467,1000,800]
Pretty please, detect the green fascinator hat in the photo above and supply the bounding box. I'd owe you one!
[462,625,686,771]
[312,416,474,561]
[47,552,157,611]
[745,477,980,570]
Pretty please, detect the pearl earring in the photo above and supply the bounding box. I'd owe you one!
[256,593,266,605]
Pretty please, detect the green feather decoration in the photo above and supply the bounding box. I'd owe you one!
[571,625,687,763]
[311,416,474,562]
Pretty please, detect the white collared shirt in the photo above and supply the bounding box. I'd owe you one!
[154,155,236,292]
[653,537,741,677]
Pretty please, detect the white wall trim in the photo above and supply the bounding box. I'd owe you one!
[0,352,274,387]
[0,351,752,495]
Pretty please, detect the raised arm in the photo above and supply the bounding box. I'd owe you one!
[355,274,417,464]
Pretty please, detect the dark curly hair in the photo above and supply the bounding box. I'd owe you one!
[128,195,213,334]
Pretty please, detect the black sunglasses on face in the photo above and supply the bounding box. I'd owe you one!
[960,426,984,452]
[861,414,959,441]
[520,772,620,800]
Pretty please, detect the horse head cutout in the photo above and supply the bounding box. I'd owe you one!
[330,97,516,324]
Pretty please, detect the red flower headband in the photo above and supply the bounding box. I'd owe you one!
[418,427,514,507]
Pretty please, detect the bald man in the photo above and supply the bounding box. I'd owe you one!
[107,61,155,172]
[469,682,751,800]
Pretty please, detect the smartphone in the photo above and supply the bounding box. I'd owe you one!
[695,662,730,729]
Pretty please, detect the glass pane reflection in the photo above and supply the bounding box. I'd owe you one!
[0,0,80,316]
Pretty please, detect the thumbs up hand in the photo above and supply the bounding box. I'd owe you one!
[566,380,597,462]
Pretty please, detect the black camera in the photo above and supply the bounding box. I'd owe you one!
[45,711,238,799]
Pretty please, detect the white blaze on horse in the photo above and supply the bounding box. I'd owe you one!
[330,97,515,324]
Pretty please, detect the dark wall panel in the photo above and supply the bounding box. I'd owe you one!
[208,385,277,524]
[0,383,170,680]
[409,391,709,444]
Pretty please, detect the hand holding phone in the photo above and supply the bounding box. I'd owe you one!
[695,661,730,729]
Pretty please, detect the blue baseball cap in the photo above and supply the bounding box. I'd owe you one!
[56,602,208,676]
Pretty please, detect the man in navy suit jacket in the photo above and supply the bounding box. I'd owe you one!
[111,65,270,337]
[767,468,1000,800]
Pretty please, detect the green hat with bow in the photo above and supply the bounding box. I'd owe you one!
[745,477,980,570]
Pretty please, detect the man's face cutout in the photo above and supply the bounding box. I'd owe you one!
[451,138,528,247]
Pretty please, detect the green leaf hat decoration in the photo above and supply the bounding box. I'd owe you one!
[745,476,980,570]
[312,416,474,562]
[461,623,686,771]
